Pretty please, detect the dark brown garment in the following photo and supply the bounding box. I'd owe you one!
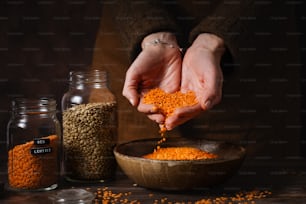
[113,0,256,59]
[92,0,301,158]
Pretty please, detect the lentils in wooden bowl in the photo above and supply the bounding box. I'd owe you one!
[114,137,246,191]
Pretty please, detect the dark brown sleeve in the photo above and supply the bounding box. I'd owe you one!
[114,0,180,60]
[189,0,256,58]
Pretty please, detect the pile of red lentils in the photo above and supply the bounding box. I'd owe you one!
[8,135,59,190]
[90,187,271,204]
[143,88,198,118]
[142,147,218,160]
[143,88,198,147]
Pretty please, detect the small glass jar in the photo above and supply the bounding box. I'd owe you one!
[49,188,95,204]
[61,69,117,182]
[7,98,61,191]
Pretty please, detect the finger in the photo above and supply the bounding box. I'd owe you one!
[122,87,139,106]
[200,76,223,110]
[122,68,140,106]
[137,103,159,114]
[202,92,222,110]
[147,113,166,124]
[203,94,222,111]
[165,104,201,130]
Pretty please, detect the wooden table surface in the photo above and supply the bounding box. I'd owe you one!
[1,158,306,204]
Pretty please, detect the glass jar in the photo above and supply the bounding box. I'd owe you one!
[49,188,95,204]
[7,98,61,191]
[61,69,117,182]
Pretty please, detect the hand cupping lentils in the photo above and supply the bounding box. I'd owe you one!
[63,102,117,181]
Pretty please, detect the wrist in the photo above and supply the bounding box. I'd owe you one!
[191,33,225,55]
[141,32,180,50]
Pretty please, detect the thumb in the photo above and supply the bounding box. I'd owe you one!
[123,88,139,106]
[122,76,140,106]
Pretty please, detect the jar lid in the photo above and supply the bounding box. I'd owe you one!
[49,188,95,204]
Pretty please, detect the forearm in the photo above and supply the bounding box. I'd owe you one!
[189,0,256,58]
[191,33,225,57]
[114,0,180,60]
[141,32,180,50]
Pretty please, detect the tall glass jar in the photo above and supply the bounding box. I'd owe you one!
[61,69,117,182]
[7,98,61,191]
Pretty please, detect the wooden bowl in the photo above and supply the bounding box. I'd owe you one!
[114,137,246,190]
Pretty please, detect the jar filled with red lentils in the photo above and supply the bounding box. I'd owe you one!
[7,97,62,191]
[61,69,117,182]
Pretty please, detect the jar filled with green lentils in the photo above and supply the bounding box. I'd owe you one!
[61,69,117,182]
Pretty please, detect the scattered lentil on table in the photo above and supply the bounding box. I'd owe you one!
[89,186,272,204]
[194,190,273,204]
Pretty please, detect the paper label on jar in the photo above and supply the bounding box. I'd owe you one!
[31,147,52,155]
[34,138,50,145]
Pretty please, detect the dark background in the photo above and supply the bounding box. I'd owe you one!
[297,3,306,156]
[0,0,103,164]
[0,0,306,165]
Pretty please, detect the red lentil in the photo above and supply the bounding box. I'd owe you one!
[143,88,198,147]
[143,88,197,137]
[143,147,218,160]
[91,187,272,204]
[143,88,198,118]
[8,135,59,190]
[195,190,272,204]
[142,88,217,161]
[93,187,140,204]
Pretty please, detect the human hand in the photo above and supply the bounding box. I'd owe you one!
[165,33,225,130]
[122,32,182,123]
